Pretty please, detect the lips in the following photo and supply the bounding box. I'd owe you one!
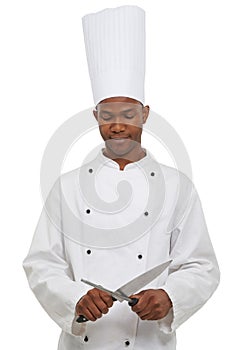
[110,136,130,139]
[110,137,130,143]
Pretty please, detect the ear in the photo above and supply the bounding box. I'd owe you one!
[93,109,98,121]
[142,105,150,124]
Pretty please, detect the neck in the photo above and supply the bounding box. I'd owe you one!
[103,147,146,171]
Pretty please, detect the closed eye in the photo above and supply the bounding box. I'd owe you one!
[100,114,114,121]
[124,115,135,119]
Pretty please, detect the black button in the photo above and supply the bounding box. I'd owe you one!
[138,254,143,259]
[150,172,155,176]
[144,211,149,216]
[86,209,91,214]
[125,340,130,346]
[86,249,91,255]
[84,335,88,342]
[88,168,93,173]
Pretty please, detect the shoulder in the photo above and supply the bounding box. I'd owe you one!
[148,156,195,195]
[60,159,94,181]
[160,163,193,186]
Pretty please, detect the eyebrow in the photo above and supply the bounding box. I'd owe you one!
[99,108,136,114]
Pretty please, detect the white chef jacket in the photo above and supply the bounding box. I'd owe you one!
[23,148,220,349]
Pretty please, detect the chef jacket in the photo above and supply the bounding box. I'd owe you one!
[23,148,220,349]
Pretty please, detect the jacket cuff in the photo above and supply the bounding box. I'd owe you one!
[57,290,88,336]
[70,295,87,336]
[156,285,185,334]
[157,307,174,334]
[157,285,187,334]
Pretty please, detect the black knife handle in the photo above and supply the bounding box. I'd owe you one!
[128,298,139,306]
[76,315,88,323]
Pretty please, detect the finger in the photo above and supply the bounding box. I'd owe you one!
[76,294,92,313]
[135,304,152,318]
[78,295,104,320]
[137,311,151,320]
[139,312,152,320]
[86,289,108,312]
[89,289,113,307]
[129,294,145,312]
[77,302,100,322]
[86,303,103,320]
[135,305,153,318]
[138,308,164,321]
[129,290,145,299]
[100,292,114,308]
[90,293,111,314]
[80,308,97,322]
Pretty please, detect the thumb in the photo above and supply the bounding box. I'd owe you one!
[128,291,145,307]
[129,290,145,299]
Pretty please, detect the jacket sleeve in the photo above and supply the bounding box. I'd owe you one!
[22,177,86,336]
[157,184,220,333]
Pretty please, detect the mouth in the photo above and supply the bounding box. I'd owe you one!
[109,137,130,143]
[110,136,130,140]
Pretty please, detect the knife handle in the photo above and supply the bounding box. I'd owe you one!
[128,298,139,306]
[76,315,88,323]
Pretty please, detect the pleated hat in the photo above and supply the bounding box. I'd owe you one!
[82,5,145,105]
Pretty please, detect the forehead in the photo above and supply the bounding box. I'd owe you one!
[97,102,142,114]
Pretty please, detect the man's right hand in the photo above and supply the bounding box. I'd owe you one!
[76,288,114,322]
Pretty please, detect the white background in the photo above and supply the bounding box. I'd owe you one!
[1,0,233,349]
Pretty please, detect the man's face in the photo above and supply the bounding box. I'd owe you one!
[93,97,149,159]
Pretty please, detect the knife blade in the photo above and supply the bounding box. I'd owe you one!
[76,259,172,323]
[116,259,172,297]
[80,279,134,303]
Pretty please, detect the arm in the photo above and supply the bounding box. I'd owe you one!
[130,185,220,333]
[157,185,220,333]
[22,178,86,336]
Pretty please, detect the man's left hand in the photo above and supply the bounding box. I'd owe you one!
[130,289,172,320]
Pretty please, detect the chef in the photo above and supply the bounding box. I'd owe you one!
[23,5,220,350]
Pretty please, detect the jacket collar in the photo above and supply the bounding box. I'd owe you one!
[96,147,154,171]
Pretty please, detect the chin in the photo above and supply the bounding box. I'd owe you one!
[107,146,134,158]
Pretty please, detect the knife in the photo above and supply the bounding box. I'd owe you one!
[76,259,172,323]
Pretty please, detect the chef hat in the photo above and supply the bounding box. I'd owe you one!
[82,5,145,105]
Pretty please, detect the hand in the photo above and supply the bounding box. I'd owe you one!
[76,288,114,322]
[130,289,172,321]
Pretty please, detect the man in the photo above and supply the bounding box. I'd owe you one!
[76,96,173,323]
[23,6,220,349]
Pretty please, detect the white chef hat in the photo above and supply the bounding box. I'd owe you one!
[82,5,145,105]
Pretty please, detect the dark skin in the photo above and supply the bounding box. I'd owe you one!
[76,288,172,322]
[93,96,149,170]
[76,97,172,321]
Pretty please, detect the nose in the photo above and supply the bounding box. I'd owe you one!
[110,118,126,133]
